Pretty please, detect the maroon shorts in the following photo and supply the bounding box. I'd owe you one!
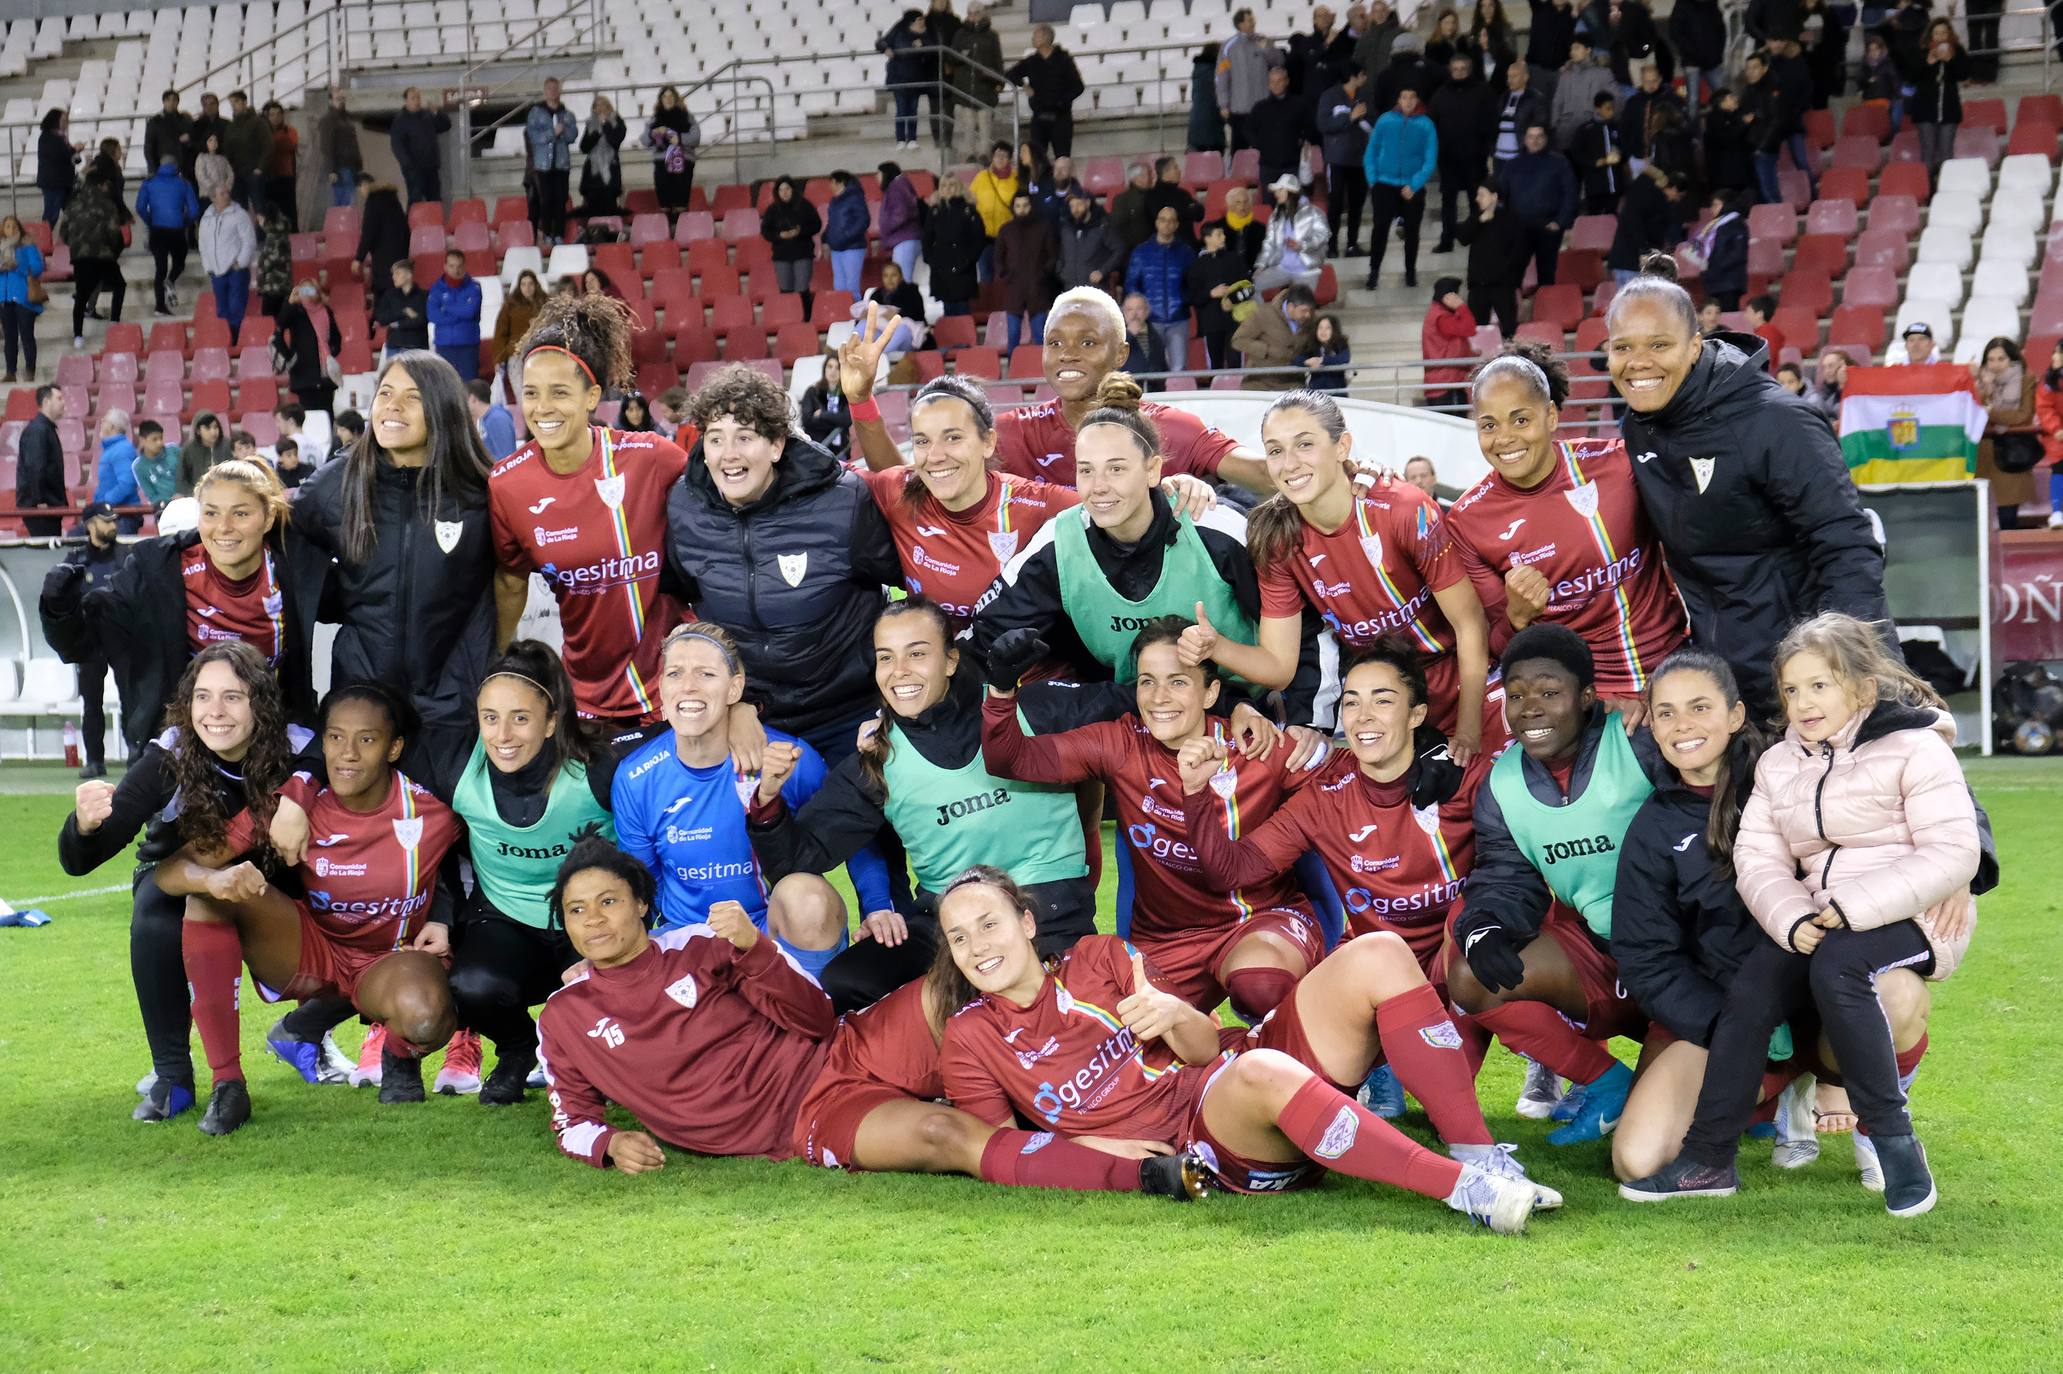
[1542,906,1647,1042]
[1217,979,1360,1093]
[261,911,414,1003]
[790,1069,911,1170]
[1422,656,1507,751]
[1181,1057,1321,1194]
[1139,906,1322,1011]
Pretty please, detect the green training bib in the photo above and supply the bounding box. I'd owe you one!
[1052,509,1257,684]
[879,725,1087,894]
[1487,711,1653,940]
[452,742,616,929]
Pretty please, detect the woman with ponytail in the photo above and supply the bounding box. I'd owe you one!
[489,292,699,732]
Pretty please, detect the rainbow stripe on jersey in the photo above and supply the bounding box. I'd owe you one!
[594,428,657,717]
[1556,443,1648,690]
[1356,497,1445,655]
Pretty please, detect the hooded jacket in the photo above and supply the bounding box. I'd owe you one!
[1618,333,1891,714]
[1551,55,1616,149]
[823,183,871,253]
[922,196,985,302]
[135,163,200,231]
[38,529,315,749]
[285,453,498,730]
[878,173,924,249]
[665,435,903,742]
[1735,702,1982,981]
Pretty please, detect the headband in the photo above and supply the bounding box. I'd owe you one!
[483,670,555,706]
[665,628,740,673]
[525,343,598,386]
[1474,354,1552,399]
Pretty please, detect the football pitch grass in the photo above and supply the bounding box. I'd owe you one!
[2,759,2060,1373]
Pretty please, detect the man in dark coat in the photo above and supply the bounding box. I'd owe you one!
[1429,53,1488,251]
[389,86,453,206]
[1314,66,1373,254]
[1246,64,1313,191]
[1496,124,1578,287]
[16,384,66,537]
[1458,182,1525,335]
[1005,25,1086,158]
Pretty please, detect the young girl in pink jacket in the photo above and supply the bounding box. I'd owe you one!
[1620,613,1984,1218]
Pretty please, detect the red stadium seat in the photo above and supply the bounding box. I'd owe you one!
[190,379,231,415]
[1854,228,1911,272]
[810,292,855,327]
[143,352,181,388]
[625,189,660,216]
[673,327,718,366]
[953,345,1001,379]
[4,388,34,421]
[1829,135,1883,172]
[1841,104,1891,142]
[931,315,977,351]
[1771,306,1821,352]
[675,211,715,244]
[1228,149,1259,182]
[491,196,529,225]
[237,317,274,350]
[2017,94,2063,131]
[635,362,680,397]
[1804,200,1858,240]
[497,219,535,249]
[629,213,671,246]
[1081,156,1125,197]
[55,354,92,387]
[762,294,806,327]
[724,329,769,361]
[1183,151,1224,186]
[1827,305,1886,351]
[1777,269,1833,316]
[100,352,138,384]
[910,350,946,382]
[698,265,740,297]
[237,379,279,415]
[1573,317,1610,353]
[641,241,682,277]
[1514,322,1565,350]
[96,383,137,416]
[710,183,751,215]
[774,324,822,363]
[1803,108,1836,149]
[105,323,144,354]
[1006,344,1043,378]
[451,219,492,253]
[632,320,669,366]
[710,296,755,333]
[1866,191,1922,235]
[685,237,729,275]
[741,264,781,301]
[322,205,360,239]
[1314,264,1338,307]
[1962,98,2008,133]
[1745,238,1786,283]
[448,198,487,226]
[733,238,773,272]
[1842,265,1899,310]
[1567,214,1616,253]
[407,202,442,230]
[147,321,187,356]
[1887,127,1923,165]
[1792,232,1848,277]
[593,242,637,282]
[1589,280,1616,318]
[1553,249,1603,291]
[1819,166,1870,209]
[1954,126,2001,167]
[411,253,442,286]
[2007,122,2059,163]
[1776,169,1812,209]
[1747,202,1797,244]
[189,349,231,383]
[1530,284,1583,330]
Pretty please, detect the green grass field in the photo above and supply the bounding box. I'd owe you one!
[3,758,2060,1373]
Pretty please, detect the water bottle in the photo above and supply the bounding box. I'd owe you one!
[62,720,80,768]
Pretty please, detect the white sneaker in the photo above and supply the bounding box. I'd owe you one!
[1515,1056,1566,1119]
[1853,1132,1885,1193]
[1771,1073,1821,1169]
[2048,510,2063,529]
[136,1070,157,1096]
[1453,1141,1563,1210]
[315,1030,356,1085]
[72,335,84,348]
[1445,1162,1537,1234]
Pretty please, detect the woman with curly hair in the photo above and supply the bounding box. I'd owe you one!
[56,643,314,1125]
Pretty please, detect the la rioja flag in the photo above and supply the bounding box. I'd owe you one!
[1837,362,1987,485]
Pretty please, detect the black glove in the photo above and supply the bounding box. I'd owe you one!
[985,629,1048,692]
[1457,917,1527,993]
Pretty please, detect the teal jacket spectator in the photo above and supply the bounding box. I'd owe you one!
[428,270,483,347]
[134,161,200,231]
[1124,234,1197,324]
[93,430,139,506]
[0,238,44,308]
[134,439,180,507]
[1364,107,1439,190]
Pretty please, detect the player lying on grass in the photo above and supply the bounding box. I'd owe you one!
[934,867,1561,1232]
[534,836,1205,1197]
[156,680,464,1135]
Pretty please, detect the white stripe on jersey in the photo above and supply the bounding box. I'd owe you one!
[558,1121,607,1159]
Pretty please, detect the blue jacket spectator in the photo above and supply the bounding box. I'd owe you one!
[134,161,200,231]
[824,181,872,253]
[93,428,139,507]
[524,97,578,173]
[0,237,45,308]
[1365,106,1439,190]
[428,269,483,347]
[1124,232,1197,324]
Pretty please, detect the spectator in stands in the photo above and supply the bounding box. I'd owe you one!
[1403,453,1443,499]
[36,109,79,230]
[1140,158,1202,246]
[331,409,364,459]
[60,500,121,775]
[231,430,260,463]
[1364,84,1437,290]
[1015,140,1050,205]
[0,214,45,383]
[652,386,690,440]
[878,162,925,282]
[1595,0,1673,86]
[255,205,293,321]
[923,175,985,316]
[273,402,311,464]
[1806,346,1847,420]
[1684,191,1746,310]
[1572,91,1624,214]
[1899,321,1936,365]
[921,0,963,147]
[1798,0,1848,108]
[860,260,929,355]
[1124,206,1196,370]
[1289,6,1339,97]
[969,142,1018,281]
[800,351,853,457]
[1299,313,1352,392]
[1109,161,1156,251]
[997,191,1062,353]
[1008,24,1086,159]
[646,86,700,219]
[1315,66,1372,256]
[64,173,128,350]
[2041,346,2063,529]
[1354,1,1403,85]
[1743,294,1785,367]
[1421,275,1477,407]
[1054,185,1120,291]
[1606,168,1684,285]
[1430,53,1489,253]
[261,101,298,231]
[1122,291,1171,387]
[1701,87,1753,200]
[377,257,432,359]
[1254,174,1329,291]
[136,155,199,318]
[1977,337,2035,530]
[946,5,1005,158]
[133,422,178,509]
[1747,44,1815,204]
[194,131,233,206]
[317,91,363,209]
[465,378,517,461]
[200,181,259,336]
[429,249,483,381]
[273,437,308,488]
[1190,45,1228,153]
[525,78,579,248]
[1911,20,1968,184]
[390,86,453,207]
[1500,123,1577,287]
[825,170,873,298]
[1470,0,1519,74]
[1035,154,1080,224]
[1248,64,1313,192]
[1208,184,1266,269]
[617,392,656,434]
[762,175,825,316]
[1217,9,1281,152]
[1185,221,1247,369]
[1741,0,1801,47]
[1668,0,1726,124]
[1618,63,1683,167]
[178,412,232,493]
[879,9,930,150]
[578,95,627,218]
[276,279,343,415]
[1856,36,1900,130]
[1550,37,1613,150]
[143,93,192,190]
[355,183,410,288]
[1774,361,1805,395]
[1459,180,1524,334]
[1426,8,1466,69]
[16,384,64,536]
[1231,280,1316,388]
[1484,60,1547,171]
[223,91,270,214]
[1528,0,1579,99]
[189,92,225,171]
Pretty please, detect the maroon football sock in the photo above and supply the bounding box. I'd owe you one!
[182,917,246,1084]
[1471,999,1617,1084]
[1276,1074,1463,1200]
[1376,983,1493,1146]
[979,1128,1143,1192]
[1225,965,1299,1023]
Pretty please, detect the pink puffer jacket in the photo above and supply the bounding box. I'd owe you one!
[1734,702,1979,980]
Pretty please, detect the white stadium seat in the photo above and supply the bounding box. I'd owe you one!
[1915,224,1973,269]
[1970,258,2031,307]
[1935,158,1993,202]
[1955,297,2025,363]
[1904,261,1967,309]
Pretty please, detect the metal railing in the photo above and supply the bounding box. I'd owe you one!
[351,0,603,78]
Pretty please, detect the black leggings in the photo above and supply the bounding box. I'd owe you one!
[817,875,1100,1014]
[73,256,125,337]
[1680,923,1934,1166]
[1366,183,1425,281]
[131,869,194,1083]
[448,911,578,1060]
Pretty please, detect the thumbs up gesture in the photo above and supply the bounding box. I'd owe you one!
[1115,950,1184,1043]
[1177,601,1219,668]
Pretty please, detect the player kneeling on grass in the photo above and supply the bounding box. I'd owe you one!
[935,867,1561,1232]
[535,838,1203,1198]
[156,681,464,1135]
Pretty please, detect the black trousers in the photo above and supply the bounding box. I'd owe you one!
[1582,190,1620,216]
[1523,223,1565,287]
[1468,286,1518,336]
[818,876,1099,1014]
[78,655,106,769]
[263,175,298,231]
[148,226,188,308]
[533,168,571,240]
[448,911,579,1060]
[131,868,194,1083]
[1366,183,1425,281]
[1201,324,1235,370]
[72,257,124,337]
[1681,923,1935,1166]
[1438,161,1479,246]
[1326,164,1366,250]
[1029,108,1074,159]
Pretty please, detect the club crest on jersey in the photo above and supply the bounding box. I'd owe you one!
[778,552,808,586]
[595,473,626,509]
[1208,767,1237,799]
[988,530,1020,563]
[734,776,761,809]
[392,816,424,850]
[1564,480,1600,519]
[1358,533,1383,569]
[1690,457,1717,493]
[1412,803,1442,835]
[664,974,699,1009]
[261,590,284,616]
[1314,1104,1359,1159]
[434,519,463,554]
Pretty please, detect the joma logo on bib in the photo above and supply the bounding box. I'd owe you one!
[1539,834,1616,866]
[1108,614,1160,632]
[936,788,1009,825]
